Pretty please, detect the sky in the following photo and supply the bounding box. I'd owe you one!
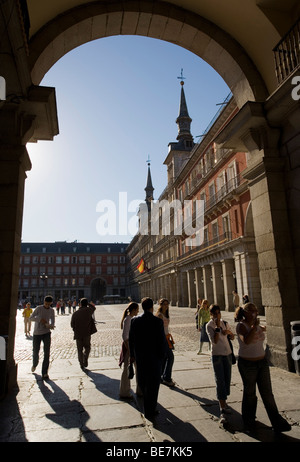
[21,35,230,244]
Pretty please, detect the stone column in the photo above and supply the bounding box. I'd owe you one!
[202,265,214,303]
[221,259,236,311]
[211,262,225,307]
[187,270,196,308]
[170,272,177,306]
[178,271,188,306]
[0,133,32,395]
[194,267,203,302]
[242,124,300,370]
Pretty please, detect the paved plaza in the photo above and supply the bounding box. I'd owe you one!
[1,304,300,444]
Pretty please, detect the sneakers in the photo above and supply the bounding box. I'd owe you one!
[219,413,228,425]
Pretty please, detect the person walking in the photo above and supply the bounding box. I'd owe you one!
[232,290,240,309]
[30,295,55,380]
[197,299,211,354]
[71,298,97,370]
[235,303,291,433]
[119,302,140,399]
[23,302,33,337]
[129,297,167,421]
[155,298,175,387]
[206,304,234,423]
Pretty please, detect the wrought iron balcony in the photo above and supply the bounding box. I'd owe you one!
[273,18,300,85]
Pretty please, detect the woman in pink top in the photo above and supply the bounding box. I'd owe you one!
[235,303,291,433]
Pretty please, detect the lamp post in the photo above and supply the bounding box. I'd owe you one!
[39,273,48,303]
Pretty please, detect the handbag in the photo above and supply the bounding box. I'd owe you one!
[127,363,134,379]
[166,333,175,350]
[224,321,236,365]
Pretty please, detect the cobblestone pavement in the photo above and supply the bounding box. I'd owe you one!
[14,304,207,362]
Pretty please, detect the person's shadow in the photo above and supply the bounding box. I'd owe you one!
[34,374,102,441]
[84,369,208,442]
[171,385,300,443]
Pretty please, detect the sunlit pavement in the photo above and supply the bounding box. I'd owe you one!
[1,304,300,443]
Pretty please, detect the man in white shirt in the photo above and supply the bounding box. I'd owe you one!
[30,295,55,380]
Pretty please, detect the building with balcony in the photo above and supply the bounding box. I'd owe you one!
[19,242,128,305]
[127,82,261,311]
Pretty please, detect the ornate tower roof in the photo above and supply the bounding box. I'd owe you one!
[176,71,193,143]
[145,158,154,210]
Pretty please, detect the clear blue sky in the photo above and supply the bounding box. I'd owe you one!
[22,35,230,244]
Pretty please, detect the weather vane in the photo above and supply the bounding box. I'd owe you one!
[177,68,186,85]
[146,155,151,166]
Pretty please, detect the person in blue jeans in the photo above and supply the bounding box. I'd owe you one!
[155,299,175,387]
[235,303,291,433]
[206,305,235,423]
[30,295,55,380]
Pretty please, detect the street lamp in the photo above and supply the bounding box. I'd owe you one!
[40,273,48,302]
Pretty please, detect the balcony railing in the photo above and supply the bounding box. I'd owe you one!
[273,18,300,84]
[178,232,233,261]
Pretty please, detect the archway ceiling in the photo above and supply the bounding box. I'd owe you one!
[26,0,298,96]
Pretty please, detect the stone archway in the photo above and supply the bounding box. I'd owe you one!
[28,1,268,108]
[91,278,106,302]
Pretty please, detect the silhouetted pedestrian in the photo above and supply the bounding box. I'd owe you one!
[129,297,167,421]
[71,298,97,369]
[30,295,55,380]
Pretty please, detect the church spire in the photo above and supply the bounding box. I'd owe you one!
[176,69,193,144]
[145,156,154,210]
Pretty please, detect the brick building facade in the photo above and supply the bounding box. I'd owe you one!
[19,242,128,305]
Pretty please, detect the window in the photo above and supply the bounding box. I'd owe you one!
[209,182,215,199]
[212,221,219,241]
[56,256,62,264]
[96,256,102,263]
[24,256,30,264]
[222,214,231,236]
[56,267,61,275]
[64,256,70,264]
[71,256,77,264]
[32,256,39,264]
